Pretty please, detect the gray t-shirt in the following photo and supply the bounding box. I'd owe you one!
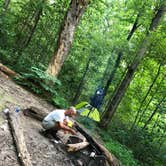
[44,109,67,123]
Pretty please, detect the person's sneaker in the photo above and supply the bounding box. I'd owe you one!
[50,139,59,144]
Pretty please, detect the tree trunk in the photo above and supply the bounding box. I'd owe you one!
[100,5,166,128]
[13,0,44,60]
[0,63,17,77]
[72,55,91,104]
[7,111,33,166]
[102,13,140,99]
[21,8,43,50]
[142,96,165,129]
[127,13,140,41]
[17,2,43,53]
[136,75,164,125]
[103,52,122,95]
[131,63,162,129]
[3,0,10,10]
[47,0,88,76]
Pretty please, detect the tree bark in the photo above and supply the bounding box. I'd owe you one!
[47,0,88,76]
[131,63,162,129]
[100,5,166,128]
[72,55,91,104]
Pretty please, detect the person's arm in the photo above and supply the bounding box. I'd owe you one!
[59,122,76,135]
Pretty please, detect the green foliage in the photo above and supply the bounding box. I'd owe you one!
[109,119,166,166]
[14,65,69,108]
[52,95,69,108]
[14,65,60,97]
[102,134,140,166]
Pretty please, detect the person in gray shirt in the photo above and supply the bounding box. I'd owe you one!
[42,107,77,136]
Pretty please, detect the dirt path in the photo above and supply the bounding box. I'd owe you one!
[0,75,120,166]
[0,76,71,166]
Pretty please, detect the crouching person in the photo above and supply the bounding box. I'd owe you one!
[42,107,77,138]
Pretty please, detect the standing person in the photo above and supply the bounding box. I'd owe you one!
[42,107,77,136]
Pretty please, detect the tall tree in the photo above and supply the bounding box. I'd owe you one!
[103,12,141,96]
[47,0,89,76]
[15,0,44,53]
[131,63,162,129]
[100,4,166,128]
[142,96,165,130]
[72,53,91,104]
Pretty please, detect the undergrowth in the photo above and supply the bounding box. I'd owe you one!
[14,65,69,108]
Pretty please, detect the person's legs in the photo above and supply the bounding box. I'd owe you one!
[41,120,60,140]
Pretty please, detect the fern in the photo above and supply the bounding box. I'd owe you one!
[14,66,61,97]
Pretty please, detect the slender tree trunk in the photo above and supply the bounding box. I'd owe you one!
[47,0,88,76]
[21,8,42,50]
[103,13,140,97]
[101,56,112,86]
[136,75,164,125]
[100,5,166,128]
[103,52,123,95]
[150,114,159,134]
[127,13,140,40]
[137,91,156,124]
[131,63,162,129]
[3,0,10,10]
[72,55,91,105]
[14,0,44,55]
[142,96,165,130]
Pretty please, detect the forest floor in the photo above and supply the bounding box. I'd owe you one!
[0,76,73,166]
[0,74,119,166]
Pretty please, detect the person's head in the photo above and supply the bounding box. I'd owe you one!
[65,106,77,117]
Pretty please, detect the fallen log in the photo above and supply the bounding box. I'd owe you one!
[23,107,45,121]
[6,111,33,166]
[75,123,120,166]
[0,70,9,79]
[66,141,89,152]
[0,63,17,77]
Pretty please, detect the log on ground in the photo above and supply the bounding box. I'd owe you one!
[66,141,89,152]
[0,63,17,77]
[6,111,33,166]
